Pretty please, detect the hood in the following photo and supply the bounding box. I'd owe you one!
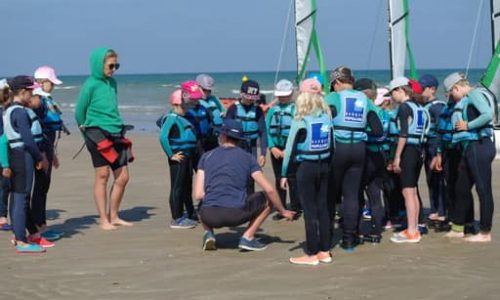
[89,47,111,80]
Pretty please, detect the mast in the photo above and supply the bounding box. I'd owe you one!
[388,0,394,80]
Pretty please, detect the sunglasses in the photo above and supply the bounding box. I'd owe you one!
[107,63,120,70]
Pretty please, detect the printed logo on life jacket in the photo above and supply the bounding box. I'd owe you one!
[310,122,330,150]
[415,110,424,133]
[345,98,365,123]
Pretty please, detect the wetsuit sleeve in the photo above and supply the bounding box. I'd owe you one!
[12,109,43,163]
[265,106,276,149]
[281,120,304,177]
[225,104,237,119]
[0,135,9,168]
[397,103,412,137]
[367,110,383,137]
[256,107,267,156]
[213,96,226,113]
[159,116,176,158]
[430,103,445,127]
[467,91,493,130]
[75,83,91,127]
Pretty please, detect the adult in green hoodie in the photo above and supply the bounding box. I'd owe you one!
[75,48,132,230]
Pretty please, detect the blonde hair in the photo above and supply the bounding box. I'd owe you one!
[0,86,11,106]
[295,92,330,120]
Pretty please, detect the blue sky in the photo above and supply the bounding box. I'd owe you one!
[0,0,495,75]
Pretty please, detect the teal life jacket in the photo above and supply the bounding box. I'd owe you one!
[268,103,294,148]
[332,90,368,142]
[367,109,390,149]
[163,113,197,152]
[388,108,400,142]
[235,102,259,140]
[424,99,447,139]
[200,95,223,128]
[296,113,332,161]
[185,104,210,138]
[404,101,430,145]
[437,103,454,143]
[41,96,63,132]
[451,90,494,143]
[3,104,43,149]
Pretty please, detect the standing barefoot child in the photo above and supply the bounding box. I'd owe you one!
[281,79,334,265]
[75,48,133,230]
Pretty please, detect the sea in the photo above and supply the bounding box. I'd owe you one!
[48,69,486,133]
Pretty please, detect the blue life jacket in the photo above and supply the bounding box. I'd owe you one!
[268,103,294,148]
[388,108,400,142]
[367,109,390,147]
[296,113,332,161]
[3,104,43,149]
[437,103,454,143]
[404,101,430,145]
[41,96,63,132]
[200,96,223,129]
[424,99,447,139]
[332,90,368,142]
[164,113,197,152]
[185,104,210,138]
[235,102,259,140]
[451,90,493,143]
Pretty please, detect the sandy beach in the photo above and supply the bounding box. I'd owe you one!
[1,133,499,300]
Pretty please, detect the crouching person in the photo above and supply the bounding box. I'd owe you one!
[193,119,296,251]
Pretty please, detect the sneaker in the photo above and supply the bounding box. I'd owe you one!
[27,235,55,248]
[202,231,216,251]
[292,210,302,221]
[384,220,393,230]
[289,255,319,266]
[170,217,196,229]
[363,234,382,244]
[41,230,62,241]
[0,222,12,231]
[418,224,428,235]
[238,236,267,251]
[362,207,372,220]
[15,243,46,253]
[390,230,421,243]
[272,213,284,221]
[317,251,333,263]
[340,237,362,252]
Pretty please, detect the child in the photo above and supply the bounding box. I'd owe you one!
[4,76,48,253]
[0,79,12,231]
[157,89,198,229]
[266,79,301,220]
[32,65,66,240]
[75,48,133,230]
[281,78,333,265]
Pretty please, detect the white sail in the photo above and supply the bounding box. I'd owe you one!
[388,0,417,79]
[493,0,500,48]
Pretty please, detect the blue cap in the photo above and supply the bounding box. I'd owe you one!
[216,119,246,140]
[307,72,325,86]
[418,74,439,88]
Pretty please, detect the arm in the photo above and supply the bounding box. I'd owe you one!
[467,91,493,129]
[193,169,205,202]
[367,111,383,137]
[393,104,411,172]
[256,107,267,156]
[0,134,9,168]
[12,109,43,163]
[212,96,226,113]
[224,104,237,119]
[265,106,276,149]
[252,170,288,214]
[159,116,176,158]
[75,82,91,127]
[281,120,302,177]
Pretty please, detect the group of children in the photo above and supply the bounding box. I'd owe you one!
[158,67,495,265]
[0,66,66,253]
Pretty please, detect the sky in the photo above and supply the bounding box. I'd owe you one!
[0,0,496,76]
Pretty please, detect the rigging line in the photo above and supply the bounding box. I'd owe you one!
[466,0,485,77]
[366,0,384,70]
[274,0,294,87]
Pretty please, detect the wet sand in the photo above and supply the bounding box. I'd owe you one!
[1,134,499,300]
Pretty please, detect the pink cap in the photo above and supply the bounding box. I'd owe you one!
[181,80,204,101]
[375,88,390,106]
[299,78,322,94]
[34,66,63,85]
[169,89,182,105]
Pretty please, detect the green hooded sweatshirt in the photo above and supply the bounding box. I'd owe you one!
[75,47,123,134]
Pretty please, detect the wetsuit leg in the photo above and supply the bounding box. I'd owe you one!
[10,152,34,242]
[271,154,286,208]
[168,156,192,220]
[0,170,9,219]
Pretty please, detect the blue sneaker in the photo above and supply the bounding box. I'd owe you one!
[41,230,62,241]
[202,230,216,251]
[238,236,267,251]
[16,243,46,254]
[362,207,372,220]
[170,217,196,229]
[418,224,428,235]
[0,222,12,231]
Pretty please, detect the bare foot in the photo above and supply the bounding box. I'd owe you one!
[110,218,133,227]
[100,222,118,231]
[444,231,464,238]
[464,233,491,243]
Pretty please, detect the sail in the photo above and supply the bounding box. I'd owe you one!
[482,0,500,100]
[295,0,328,91]
[388,0,417,79]
[492,0,500,51]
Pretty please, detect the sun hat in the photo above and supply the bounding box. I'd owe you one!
[169,89,182,105]
[240,80,260,100]
[274,79,294,97]
[7,76,41,92]
[307,72,325,86]
[330,66,355,84]
[34,66,63,85]
[375,88,390,106]
[299,78,323,94]
[181,80,204,100]
[443,72,466,92]
[216,119,246,140]
[196,74,215,91]
[0,79,8,89]
[384,76,410,96]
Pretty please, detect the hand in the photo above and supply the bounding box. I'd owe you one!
[53,154,60,169]
[431,154,443,172]
[386,160,394,172]
[258,155,266,167]
[280,209,296,221]
[455,120,468,131]
[171,152,184,162]
[2,168,11,178]
[270,147,283,159]
[40,156,50,173]
[393,157,401,174]
[280,177,288,190]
